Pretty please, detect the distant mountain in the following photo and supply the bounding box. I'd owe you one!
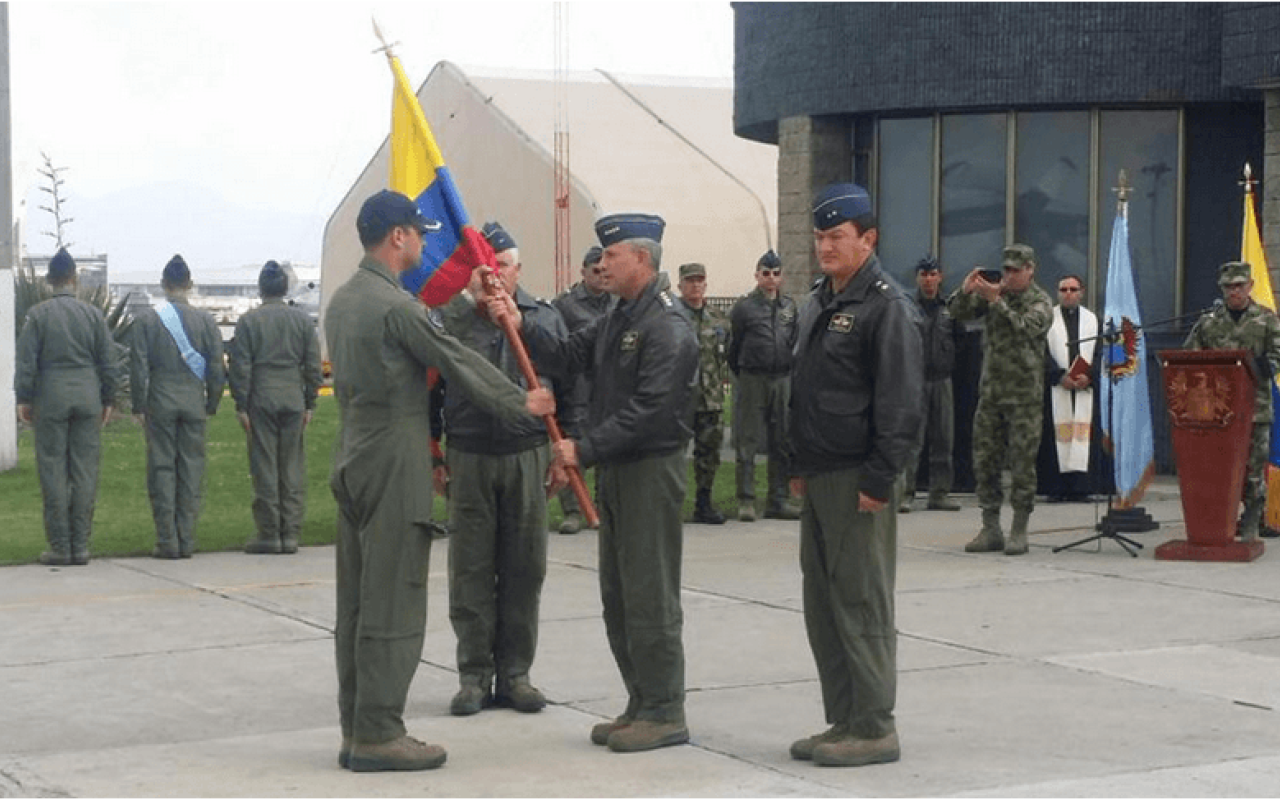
[22,180,324,282]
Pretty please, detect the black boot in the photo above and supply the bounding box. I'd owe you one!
[693,488,726,524]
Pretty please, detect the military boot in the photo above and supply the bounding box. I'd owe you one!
[1004,508,1031,556]
[927,490,961,511]
[495,676,547,713]
[558,512,583,535]
[281,532,300,554]
[812,731,901,768]
[1239,498,1264,542]
[244,534,282,555]
[348,735,446,772]
[897,493,915,514]
[606,719,690,752]
[450,677,493,716]
[738,501,757,522]
[964,509,1004,553]
[591,715,633,746]
[38,548,72,566]
[765,499,801,520]
[789,723,849,761]
[693,489,726,525]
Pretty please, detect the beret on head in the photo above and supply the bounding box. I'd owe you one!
[757,250,782,270]
[813,183,873,231]
[582,245,603,267]
[595,213,665,248]
[47,247,76,283]
[163,254,191,286]
[481,221,517,254]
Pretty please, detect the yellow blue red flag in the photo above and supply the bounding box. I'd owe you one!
[385,52,494,305]
[1241,181,1280,529]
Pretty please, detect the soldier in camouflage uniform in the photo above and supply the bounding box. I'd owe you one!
[947,244,1053,556]
[675,262,732,524]
[15,248,118,566]
[1183,261,1280,541]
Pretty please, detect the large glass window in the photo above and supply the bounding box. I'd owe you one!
[876,117,934,287]
[1015,111,1091,299]
[940,114,1007,277]
[1097,110,1179,324]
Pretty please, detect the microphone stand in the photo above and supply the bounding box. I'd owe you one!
[1048,304,1209,556]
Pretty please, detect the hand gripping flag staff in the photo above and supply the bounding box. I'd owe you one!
[373,23,598,527]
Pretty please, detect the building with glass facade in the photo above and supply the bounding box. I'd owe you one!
[734,2,1280,476]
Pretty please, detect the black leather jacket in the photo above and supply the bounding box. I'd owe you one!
[789,256,924,500]
[524,272,698,467]
[728,289,798,375]
[437,286,566,455]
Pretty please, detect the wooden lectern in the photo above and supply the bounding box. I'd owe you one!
[1157,349,1263,561]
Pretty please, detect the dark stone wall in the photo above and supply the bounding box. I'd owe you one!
[735,2,1267,144]
[1222,3,1280,87]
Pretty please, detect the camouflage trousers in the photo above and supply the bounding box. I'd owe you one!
[972,398,1042,513]
[691,411,723,492]
[1245,421,1270,507]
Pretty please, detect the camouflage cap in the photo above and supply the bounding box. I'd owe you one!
[1001,244,1036,269]
[1218,261,1251,285]
[678,262,707,279]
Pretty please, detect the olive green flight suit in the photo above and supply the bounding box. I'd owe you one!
[130,295,225,556]
[325,257,531,746]
[228,298,323,550]
[15,288,118,559]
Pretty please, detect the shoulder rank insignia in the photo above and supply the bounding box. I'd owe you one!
[780,307,796,323]
[621,330,641,351]
[426,308,446,330]
[828,312,855,334]
[658,291,674,308]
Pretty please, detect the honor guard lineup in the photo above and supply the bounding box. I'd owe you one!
[15,181,1279,772]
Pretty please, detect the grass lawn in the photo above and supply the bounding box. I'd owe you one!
[1,395,762,565]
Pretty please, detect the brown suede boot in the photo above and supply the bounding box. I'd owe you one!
[591,715,632,746]
[606,720,690,753]
[812,731,900,767]
[348,735,446,772]
[789,723,849,761]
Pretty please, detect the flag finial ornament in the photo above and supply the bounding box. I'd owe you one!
[372,18,398,56]
[1113,169,1131,218]
[1241,162,1259,195]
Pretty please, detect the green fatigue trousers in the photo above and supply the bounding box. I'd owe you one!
[800,467,898,740]
[34,382,103,556]
[733,372,791,505]
[903,378,954,497]
[447,446,550,690]
[972,398,1043,514]
[1246,421,1270,507]
[597,451,687,723]
[331,465,434,745]
[145,409,207,555]
[691,410,724,493]
[246,407,308,546]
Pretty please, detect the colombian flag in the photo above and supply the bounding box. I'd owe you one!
[1242,179,1280,530]
[385,52,495,305]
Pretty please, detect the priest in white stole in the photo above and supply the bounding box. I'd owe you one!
[1040,274,1100,501]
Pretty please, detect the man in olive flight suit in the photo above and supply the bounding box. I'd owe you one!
[325,190,553,773]
[437,221,565,717]
[505,213,699,754]
[227,260,323,555]
[130,255,225,559]
[15,248,118,566]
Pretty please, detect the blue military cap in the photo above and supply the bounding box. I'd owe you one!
[47,247,76,282]
[813,183,873,231]
[595,213,665,247]
[258,260,290,297]
[582,245,603,266]
[916,255,941,272]
[481,221,517,254]
[356,189,439,243]
[757,250,782,270]
[163,254,191,286]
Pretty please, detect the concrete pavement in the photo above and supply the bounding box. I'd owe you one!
[5,476,1280,797]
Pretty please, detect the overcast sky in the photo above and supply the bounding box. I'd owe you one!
[8,1,734,278]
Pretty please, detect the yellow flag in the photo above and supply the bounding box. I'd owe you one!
[387,53,445,197]
[1245,190,1274,310]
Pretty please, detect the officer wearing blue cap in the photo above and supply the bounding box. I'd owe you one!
[788,183,922,768]
[728,248,800,521]
[551,244,615,534]
[130,254,225,560]
[326,189,554,772]
[15,247,118,565]
[435,220,565,717]
[227,260,322,555]
[493,211,699,753]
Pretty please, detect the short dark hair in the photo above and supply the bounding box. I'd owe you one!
[258,260,289,298]
[1058,273,1084,288]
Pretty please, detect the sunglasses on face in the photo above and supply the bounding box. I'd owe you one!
[1059,286,1081,293]
[758,269,782,277]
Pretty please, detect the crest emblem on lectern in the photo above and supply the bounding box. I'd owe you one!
[1167,370,1234,429]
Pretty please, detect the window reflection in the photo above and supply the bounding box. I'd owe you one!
[877,117,934,286]
[1015,112,1091,297]
[940,114,1007,275]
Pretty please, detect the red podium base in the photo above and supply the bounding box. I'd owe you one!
[1154,538,1264,562]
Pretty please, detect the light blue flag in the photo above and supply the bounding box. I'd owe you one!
[1099,212,1156,507]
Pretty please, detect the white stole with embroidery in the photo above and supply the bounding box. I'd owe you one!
[1047,305,1097,473]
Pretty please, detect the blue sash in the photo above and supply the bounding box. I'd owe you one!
[156,301,207,380]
